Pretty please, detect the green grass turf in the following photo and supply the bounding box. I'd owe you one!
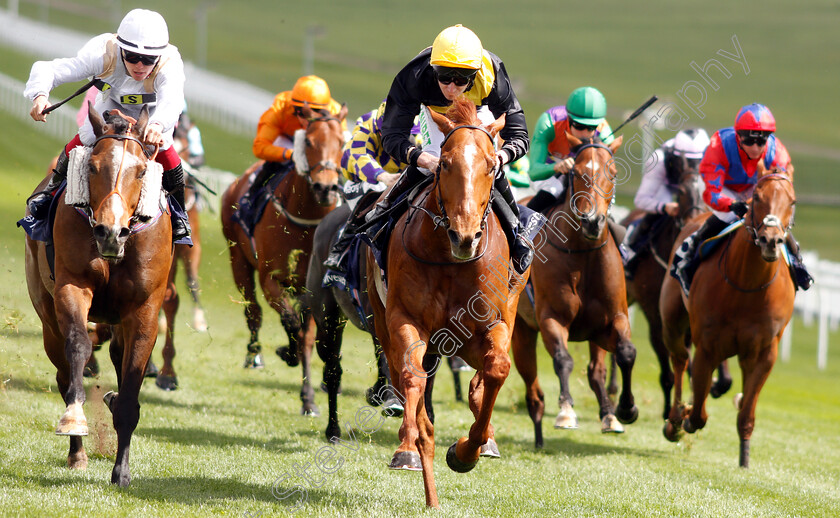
[1,99,840,516]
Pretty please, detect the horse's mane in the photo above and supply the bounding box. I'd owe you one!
[445,97,480,126]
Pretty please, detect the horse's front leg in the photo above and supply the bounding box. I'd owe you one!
[108,304,160,487]
[660,274,691,442]
[683,344,716,435]
[297,311,318,417]
[447,328,510,474]
[182,229,207,332]
[53,284,94,438]
[609,311,638,426]
[386,320,428,472]
[511,314,544,447]
[735,340,778,468]
[541,318,577,429]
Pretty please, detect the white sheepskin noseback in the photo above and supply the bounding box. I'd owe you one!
[136,161,163,219]
[293,129,309,174]
[64,146,92,206]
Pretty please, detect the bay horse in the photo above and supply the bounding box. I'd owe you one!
[512,133,638,448]
[24,105,172,485]
[660,168,796,468]
[618,169,732,419]
[221,104,346,416]
[367,98,523,508]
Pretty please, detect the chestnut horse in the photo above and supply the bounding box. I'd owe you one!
[660,169,796,468]
[367,99,523,508]
[25,105,171,485]
[618,169,733,419]
[512,134,638,448]
[221,104,346,415]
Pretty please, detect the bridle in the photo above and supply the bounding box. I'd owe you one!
[78,132,158,231]
[403,124,495,266]
[721,173,795,292]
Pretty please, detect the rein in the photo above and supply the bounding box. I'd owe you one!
[403,124,495,266]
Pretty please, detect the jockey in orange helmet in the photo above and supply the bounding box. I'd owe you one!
[246,75,347,199]
[672,103,812,292]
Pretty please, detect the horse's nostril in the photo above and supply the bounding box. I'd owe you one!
[447,229,459,244]
[93,225,108,239]
[474,231,482,243]
[118,227,131,240]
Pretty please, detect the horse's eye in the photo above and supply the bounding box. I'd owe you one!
[305,138,313,148]
[137,167,146,179]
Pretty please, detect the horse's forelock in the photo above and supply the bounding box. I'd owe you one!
[445,98,479,126]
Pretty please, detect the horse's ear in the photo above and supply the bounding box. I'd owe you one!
[566,131,582,148]
[428,108,455,135]
[135,105,150,138]
[88,102,105,137]
[338,103,349,122]
[756,159,768,177]
[609,135,624,154]
[485,113,506,139]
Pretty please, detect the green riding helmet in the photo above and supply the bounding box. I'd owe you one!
[566,86,607,126]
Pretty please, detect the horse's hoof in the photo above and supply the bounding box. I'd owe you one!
[243,352,264,369]
[192,308,208,333]
[710,376,732,398]
[682,418,697,434]
[325,424,341,442]
[301,405,320,417]
[144,361,159,378]
[83,359,99,378]
[155,375,178,391]
[479,438,501,458]
[446,442,477,473]
[103,391,117,413]
[381,397,404,418]
[275,346,300,367]
[663,421,682,442]
[388,451,423,471]
[616,404,639,425]
[554,405,578,429]
[56,403,88,436]
[365,386,381,406]
[733,392,743,410]
[601,414,625,434]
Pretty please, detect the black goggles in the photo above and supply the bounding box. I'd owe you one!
[293,106,329,118]
[433,66,476,87]
[122,50,158,66]
[738,131,770,147]
[570,119,598,132]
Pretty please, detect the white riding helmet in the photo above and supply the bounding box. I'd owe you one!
[117,9,169,56]
[671,128,710,159]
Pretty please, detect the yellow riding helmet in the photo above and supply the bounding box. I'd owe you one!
[291,75,331,109]
[430,24,483,70]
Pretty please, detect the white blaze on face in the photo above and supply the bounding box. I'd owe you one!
[584,158,601,174]
[463,143,478,170]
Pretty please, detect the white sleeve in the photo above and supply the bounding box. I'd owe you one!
[634,149,670,213]
[23,34,109,101]
[148,48,186,135]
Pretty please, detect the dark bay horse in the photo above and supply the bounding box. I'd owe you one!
[367,98,522,508]
[660,168,796,468]
[619,169,732,419]
[221,104,346,415]
[512,133,638,448]
[25,105,172,485]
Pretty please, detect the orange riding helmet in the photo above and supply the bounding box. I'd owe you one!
[291,75,331,110]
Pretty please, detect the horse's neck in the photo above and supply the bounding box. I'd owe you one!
[723,228,778,283]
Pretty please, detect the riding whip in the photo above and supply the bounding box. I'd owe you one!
[606,95,658,138]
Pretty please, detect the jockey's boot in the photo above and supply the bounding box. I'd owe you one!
[163,163,191,242]
[673,215,727,292]
[324,166,425,270]
[493,174,534,276]
[785,233,814,291]
[525,188,559,214]
[607,218,629,264]
[27,150,68,220]
[245,161,279,201]
[623,214,656,280]
[364,164,427,223]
